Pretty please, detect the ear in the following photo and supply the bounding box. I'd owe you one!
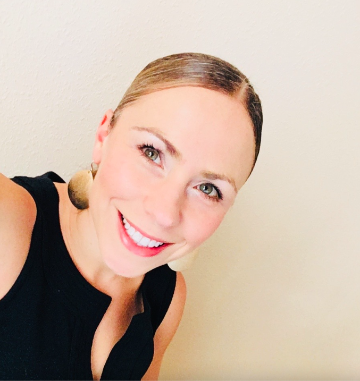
[92,109,114,164]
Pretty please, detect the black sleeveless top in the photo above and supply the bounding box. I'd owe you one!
[0,172,176,380]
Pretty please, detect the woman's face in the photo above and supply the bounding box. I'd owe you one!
[90,86,255,277]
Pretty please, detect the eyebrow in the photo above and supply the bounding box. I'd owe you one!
[132,125,238,193]
[131,126,182,159]
[200,171,238,193]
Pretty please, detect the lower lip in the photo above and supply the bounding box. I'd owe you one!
[117,212,170,258]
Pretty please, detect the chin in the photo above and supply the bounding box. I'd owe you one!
[102,252,157,279]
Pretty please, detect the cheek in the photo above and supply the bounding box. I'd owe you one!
[97,153,148,200]
[184,207,226,247]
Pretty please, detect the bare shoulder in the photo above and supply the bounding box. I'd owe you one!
[0,173,36,300]
[142,271,186,380]
[163,271,187,329]
[157,271,186,340]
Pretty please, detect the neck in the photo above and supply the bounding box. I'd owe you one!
[55,183,144,299]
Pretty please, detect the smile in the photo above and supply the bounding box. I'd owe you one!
[122,216,164,248]
[118,212,171,257]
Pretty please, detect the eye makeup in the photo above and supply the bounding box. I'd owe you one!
[137,143,163,165]
[137,142,224,202]
[197,183,223,202]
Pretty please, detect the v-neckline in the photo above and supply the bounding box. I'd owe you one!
[41,176,152,379]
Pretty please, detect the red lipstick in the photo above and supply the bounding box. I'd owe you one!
[117,212,171,257]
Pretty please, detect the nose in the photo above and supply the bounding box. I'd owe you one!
[143,177,184,229]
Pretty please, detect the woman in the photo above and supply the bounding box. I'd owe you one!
[0,53,262,380]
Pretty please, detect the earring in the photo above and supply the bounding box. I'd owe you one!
[168,248,199,271]
[68,163,98,210]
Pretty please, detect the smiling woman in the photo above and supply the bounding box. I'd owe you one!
[0,53,262,380]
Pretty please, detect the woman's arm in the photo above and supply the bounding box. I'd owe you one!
[142,271,187,380]
[0,173,36,300]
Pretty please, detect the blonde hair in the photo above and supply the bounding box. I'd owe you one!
[111,53,263,171]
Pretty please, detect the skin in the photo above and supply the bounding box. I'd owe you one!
[0,86,255,380]
[88,86,255,279]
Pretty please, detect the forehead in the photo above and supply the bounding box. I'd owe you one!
[115,86,255,188]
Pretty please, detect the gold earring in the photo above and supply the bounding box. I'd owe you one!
[168,248,199,271]
[68,163,98,210]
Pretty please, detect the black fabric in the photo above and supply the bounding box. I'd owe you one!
[0,172,176,380]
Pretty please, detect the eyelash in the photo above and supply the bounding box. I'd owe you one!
[138,143,162,164]
[195,183,222,203]
[205,184,223,202]
[137,143,223,202]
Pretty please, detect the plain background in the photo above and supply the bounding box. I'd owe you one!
[1,1,360,379]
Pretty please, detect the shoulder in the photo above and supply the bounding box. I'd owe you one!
[142,271,186,380]
[153,271,186,355]
[0,173,36,300]
[161,271,187,328]
[0,173,37,235]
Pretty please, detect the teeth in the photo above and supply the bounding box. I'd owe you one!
[138,236,151,247]
[122,216,164,248]
[127,226,136,237]
[131,231,143,244]
[148,240,157,248]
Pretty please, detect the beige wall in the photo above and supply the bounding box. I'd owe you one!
[1,0,360,379]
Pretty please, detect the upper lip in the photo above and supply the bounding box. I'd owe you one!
[120,212,172,244]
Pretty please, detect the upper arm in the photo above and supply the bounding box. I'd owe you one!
[0,173,36,300]
[142,271,187,380]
